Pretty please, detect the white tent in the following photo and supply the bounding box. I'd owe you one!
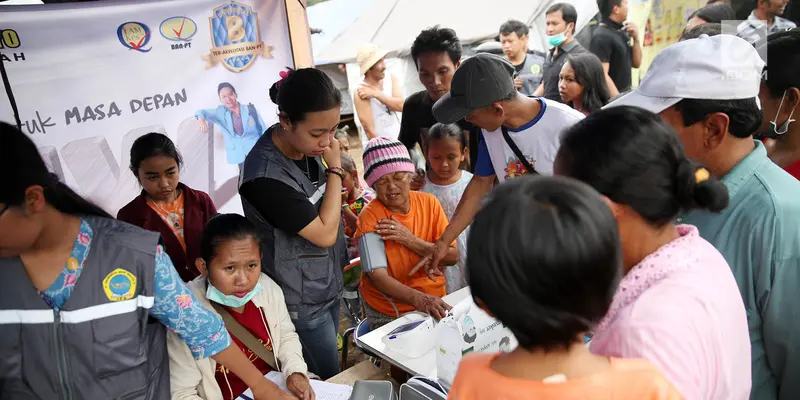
[315,0,599,64]
[308,0,599,134]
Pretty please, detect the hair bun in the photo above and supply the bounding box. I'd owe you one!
[676,161,729,213]
[269,68,294,105]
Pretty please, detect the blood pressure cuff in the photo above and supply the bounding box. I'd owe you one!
[359,232,388,273]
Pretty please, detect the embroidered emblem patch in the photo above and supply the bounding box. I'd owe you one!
[102,268,137,301]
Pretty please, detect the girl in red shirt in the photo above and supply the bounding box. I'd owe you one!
[118,133,217,281]
[167,214,314,400]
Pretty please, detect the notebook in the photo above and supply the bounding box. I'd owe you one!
[238,371,353,400]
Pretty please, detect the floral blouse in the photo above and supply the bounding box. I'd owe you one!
[39,219,231,359]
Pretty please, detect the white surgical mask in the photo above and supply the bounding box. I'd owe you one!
[206,281,262,308]
[769,90,797,137]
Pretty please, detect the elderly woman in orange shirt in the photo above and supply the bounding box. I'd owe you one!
[355,137,459,329]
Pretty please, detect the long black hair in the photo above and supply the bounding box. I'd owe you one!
[199,213,260,262]
[468,176,621,351]
[129,132,183,176]
[556,106,729,227]
[0,122,111,218]
[269,68,341,125]
[564,53,610,114]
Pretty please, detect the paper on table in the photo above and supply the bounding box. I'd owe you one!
[238,371,353,400]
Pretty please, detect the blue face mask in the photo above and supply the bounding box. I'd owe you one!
[206,281,262,308]
[547,32,567,47]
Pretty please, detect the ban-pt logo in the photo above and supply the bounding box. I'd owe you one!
[160,16,197,41]
[102,268,137,301]
[117,22,152,52]
[161,16,197,50]
[204,1,273,72]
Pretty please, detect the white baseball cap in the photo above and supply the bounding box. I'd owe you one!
[604,34,765,114]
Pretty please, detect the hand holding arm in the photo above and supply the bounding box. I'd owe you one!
[376,217,458,265]
[409,174,494,279]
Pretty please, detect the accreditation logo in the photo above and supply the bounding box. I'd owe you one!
[160,16,197,41]
[204,1,273,72]
[117,22,152,52]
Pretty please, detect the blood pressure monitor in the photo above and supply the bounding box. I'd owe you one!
[382,316,435,358]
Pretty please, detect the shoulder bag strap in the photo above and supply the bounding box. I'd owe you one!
[211,302,280,371]
[501,126,538,175]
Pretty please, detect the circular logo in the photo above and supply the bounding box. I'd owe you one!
[160,17,197,41]
[117,22,152,52]
[102,268,137,301]
[531,63,541,75]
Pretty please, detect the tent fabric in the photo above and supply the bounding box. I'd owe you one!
[307,0,372,60]
[314,0,599,65]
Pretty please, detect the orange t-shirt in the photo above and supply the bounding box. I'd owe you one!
[355,191,451,317]
[448,353,684,400]
[146,193,187,252]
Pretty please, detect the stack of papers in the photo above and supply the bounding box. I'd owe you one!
[239,371,353,400]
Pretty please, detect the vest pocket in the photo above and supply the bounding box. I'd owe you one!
[92,312,145,379]
[298,254,334,304]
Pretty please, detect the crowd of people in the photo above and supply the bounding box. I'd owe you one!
[0,0,799,399]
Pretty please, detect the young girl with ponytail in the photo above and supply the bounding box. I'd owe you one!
[555,107,751,400]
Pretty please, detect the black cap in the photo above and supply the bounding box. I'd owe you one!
[432,53,516,124]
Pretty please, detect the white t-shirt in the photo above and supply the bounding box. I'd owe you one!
[358,76,401,148]
[474,98,583,181]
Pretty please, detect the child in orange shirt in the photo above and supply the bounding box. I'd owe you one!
[447,176,684,400]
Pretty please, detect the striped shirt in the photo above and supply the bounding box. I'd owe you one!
[736,11,796,45]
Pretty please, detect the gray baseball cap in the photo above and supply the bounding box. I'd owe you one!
[432,53,516,124]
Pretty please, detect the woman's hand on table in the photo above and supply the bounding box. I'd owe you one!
[287,373,316,400]
[251,379,300,400]
[412,292,451,321]
[376,217,415,247]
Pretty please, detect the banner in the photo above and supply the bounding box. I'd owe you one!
[0,0,294,215]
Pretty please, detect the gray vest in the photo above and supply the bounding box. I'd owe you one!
[241,127,346,320]
[0,216,169,400]
[517,52,545,96]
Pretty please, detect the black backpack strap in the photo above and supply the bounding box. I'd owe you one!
[501,126,537,175]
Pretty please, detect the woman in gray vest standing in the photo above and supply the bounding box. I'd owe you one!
[239,68,347,380]
[0,122,296,400]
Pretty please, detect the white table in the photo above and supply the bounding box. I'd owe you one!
[355,287,471,378]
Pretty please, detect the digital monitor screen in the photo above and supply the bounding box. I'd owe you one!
[388,319,426,335]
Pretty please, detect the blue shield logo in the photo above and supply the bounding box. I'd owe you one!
[207,2,271,72]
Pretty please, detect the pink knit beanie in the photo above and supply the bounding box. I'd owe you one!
[362,137,416,188]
